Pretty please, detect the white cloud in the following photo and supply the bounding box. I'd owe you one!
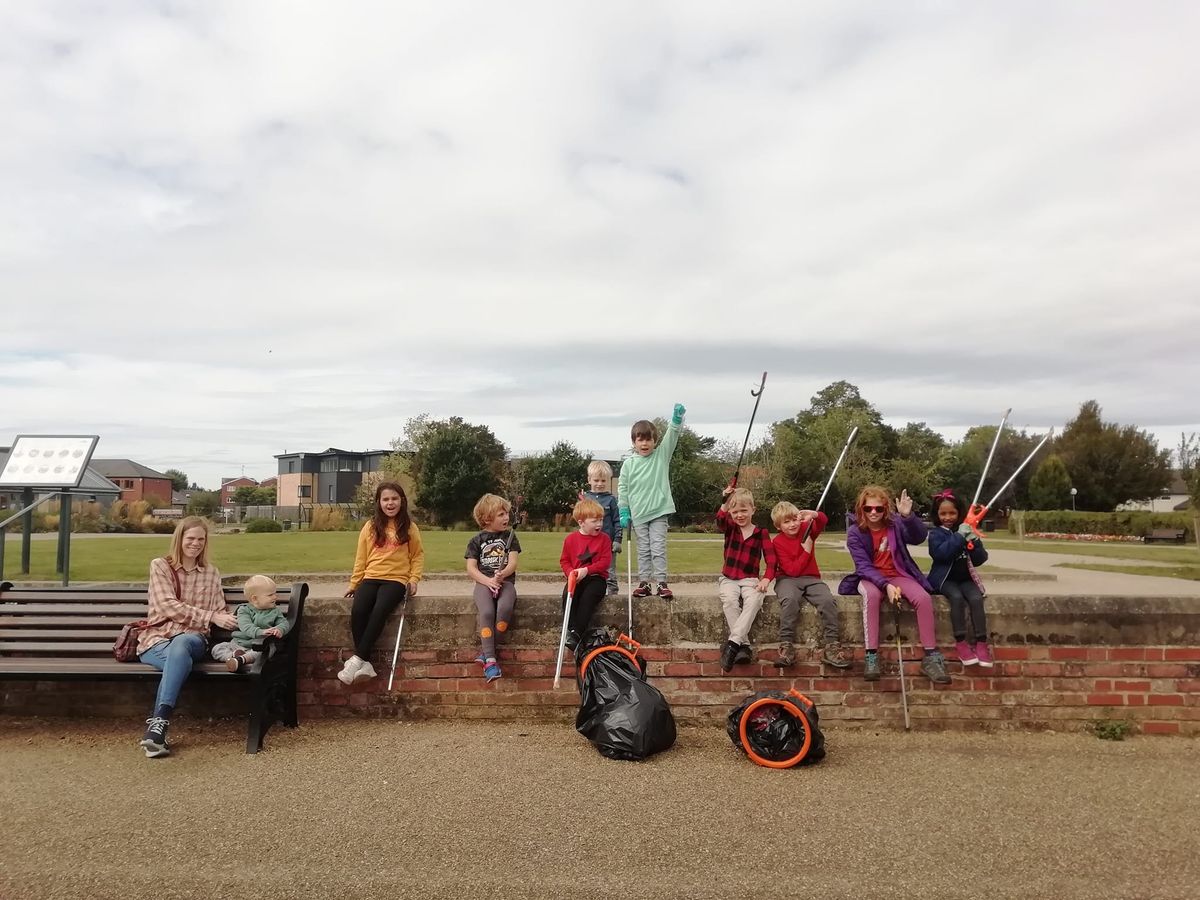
[1,1,1197,487]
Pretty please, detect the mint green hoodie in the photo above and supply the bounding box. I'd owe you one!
[617,417,681,527]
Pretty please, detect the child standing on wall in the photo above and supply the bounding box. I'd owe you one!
[618,403,686,600]
[581,460,622,596]
[559,498,614,649]
[465,494,522,682]
[838,485,951,685]
[210,575,290,672]
[927,489,992,667]
[770,503,851,669]
[716,486,777,672]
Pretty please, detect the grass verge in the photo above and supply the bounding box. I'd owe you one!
[1057,563,1200,582]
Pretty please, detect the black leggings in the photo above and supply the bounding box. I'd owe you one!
[941,578,987,642]
[562,574,607,636]
[352,579,407,658]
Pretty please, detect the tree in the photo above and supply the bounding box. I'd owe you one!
[1055,401,1171,510]
[164,469,189,492]
[515,441,589,519]
[406,416,507,525]
[186,490,219,517]
[1178,432,1198,480]
[252,487,276,506]
[1189,469,1200,513]
[1028,454,1073,510]
[664,423,729,521]
[231,486,260,506]
[940,425,1045,511]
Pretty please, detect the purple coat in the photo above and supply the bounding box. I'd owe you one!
[838,514,932,595]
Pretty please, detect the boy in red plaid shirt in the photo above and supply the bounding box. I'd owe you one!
[716,486,777,671]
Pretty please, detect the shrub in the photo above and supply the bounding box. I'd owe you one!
[1088,719,1133,741]
[309,506,347,532]
[144,516,177,534]
[244,518,283,533]
[1011,510,1194,541]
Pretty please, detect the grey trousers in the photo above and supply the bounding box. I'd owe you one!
[633,515,669,583]
[775,576,840,644]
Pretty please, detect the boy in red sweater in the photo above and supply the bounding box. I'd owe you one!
[559,498,614,650]
[771,501,850,669]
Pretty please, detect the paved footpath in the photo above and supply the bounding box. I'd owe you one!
[1,718,1198,900]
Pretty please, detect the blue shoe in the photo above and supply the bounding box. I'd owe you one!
[474,652,487,666]
[484,660,502,682]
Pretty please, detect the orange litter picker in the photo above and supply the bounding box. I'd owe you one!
[965,428,1056,540]
[553,570,579,688]
[966,409,1011,550]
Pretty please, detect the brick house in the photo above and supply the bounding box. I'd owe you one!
[89,459,174,506]
[219,476,259,509]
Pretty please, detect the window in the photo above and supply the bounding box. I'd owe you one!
[338,458,363,472]
[328,485,334,502]
[298,485,311,498]
[320,458,337,472]
[288,461,295,474]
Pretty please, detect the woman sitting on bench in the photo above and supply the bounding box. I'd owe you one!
[136,516,237,758]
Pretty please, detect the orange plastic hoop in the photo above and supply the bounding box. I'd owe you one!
[737,689,814,769]
[578,644,641,682]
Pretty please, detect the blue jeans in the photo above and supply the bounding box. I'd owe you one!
[139,632,207,710]
[633,515,669,583]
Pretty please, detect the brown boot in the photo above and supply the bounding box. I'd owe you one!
[822,641,852,669]
[774,641,796,668]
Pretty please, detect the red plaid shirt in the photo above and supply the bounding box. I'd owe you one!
[716,507,777,581]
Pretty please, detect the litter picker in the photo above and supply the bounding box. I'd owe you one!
[965,428,1056,539]
[729,372,767,489]
[800,425,860,544]
[625,525,634,640]
[966,409,1011,549]
[893,603,910,730]
[492,494,522,598]
[553,570,579,688]
[386,603,407,691]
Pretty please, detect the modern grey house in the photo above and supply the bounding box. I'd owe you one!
[273,448,395,507]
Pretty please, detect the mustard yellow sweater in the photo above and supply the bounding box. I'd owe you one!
[349,521,425,590]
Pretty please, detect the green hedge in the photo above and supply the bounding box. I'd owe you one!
[244,517,284,533]
[1010,510,1196,540]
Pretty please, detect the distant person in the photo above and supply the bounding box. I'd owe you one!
[209,575,290,672]
[580,460,622,596]
[338,482,423,685]
[838,486,950,685]
[559,498,614,649]
[618,403,686,600]
[715,486,777,672]
[770,501,851,670]
[137,516,237,758]
[927,489,992,667]
[464,494,521,682]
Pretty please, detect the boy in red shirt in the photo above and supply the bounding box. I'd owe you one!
[559,498,614,650]
[771,501,850,669]
[717,487,777,672]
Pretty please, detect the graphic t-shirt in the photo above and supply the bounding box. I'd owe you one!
[870,527,900,578]
[465,530,523,579]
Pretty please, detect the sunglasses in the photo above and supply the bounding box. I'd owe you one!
[863,505,887,513]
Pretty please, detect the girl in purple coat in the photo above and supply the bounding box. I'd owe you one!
[838,485,951,684]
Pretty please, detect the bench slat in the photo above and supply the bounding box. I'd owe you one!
[0,629,124,640]
[0,659,242,676]
[2,641,125,653]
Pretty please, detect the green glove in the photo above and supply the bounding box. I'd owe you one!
[672,403,685,425]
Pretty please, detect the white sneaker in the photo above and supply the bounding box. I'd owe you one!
[337,655,365,685]
[354,661,378,682]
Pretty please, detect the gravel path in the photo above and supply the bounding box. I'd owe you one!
[3,718,1197,899]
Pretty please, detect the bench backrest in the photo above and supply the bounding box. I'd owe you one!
[0,584,305,660]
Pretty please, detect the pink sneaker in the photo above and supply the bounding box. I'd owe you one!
[975,641,993,668]
[955,640,978,666]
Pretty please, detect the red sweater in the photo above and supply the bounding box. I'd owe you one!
[771,511,828,578]
[560,531,613,579]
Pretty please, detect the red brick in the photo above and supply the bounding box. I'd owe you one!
[1086,693,1123,706]
[1142,721,1180,735]
[1148,693,1185,707]
[1164,648,1200,661]
[1021,663,1064,677]
[1093,680,1112,691]
[1107,648,1147,661]
[1175,679,1200,693]
[1146,664,1189,678]
[1125,695,1146,706]
[1113,680,1151,692]
[1049,647,1089,661]
[993,647,1029,660]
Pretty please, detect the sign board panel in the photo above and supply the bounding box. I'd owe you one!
[0,435,100,489]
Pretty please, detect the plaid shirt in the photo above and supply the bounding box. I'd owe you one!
[137,557,227,654]
[716,507,777,581]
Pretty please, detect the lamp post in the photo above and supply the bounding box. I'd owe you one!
[1070,487,1077,511]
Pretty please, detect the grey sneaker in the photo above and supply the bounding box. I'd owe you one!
[863,651,881,681]
[920,651,952,684]
[140,716,170,758]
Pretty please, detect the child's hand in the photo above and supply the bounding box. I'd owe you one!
[896,490,913,517]
[343,589,355,599]
[722,484,734,498]
[408,581,419,598]
[263,627,283,639]
[619,509,631,528]
[572,566,588,582]
[755,578,770,594]
[612,541,621,555]
[886,583,903,605]
[957,523,974,538]
[672,403,686,424]
[798,510,815,523]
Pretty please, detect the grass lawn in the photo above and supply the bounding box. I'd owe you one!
[2,531,857,582]
[984,535,1200,564]
[1057,562,1200,581]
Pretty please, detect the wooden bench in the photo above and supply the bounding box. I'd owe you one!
[0,580,308,753]
[1144,528,1187,544]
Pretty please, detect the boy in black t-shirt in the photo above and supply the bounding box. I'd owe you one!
[465,494,522,682]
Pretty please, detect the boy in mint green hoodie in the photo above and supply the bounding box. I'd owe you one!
[618,403,685,599]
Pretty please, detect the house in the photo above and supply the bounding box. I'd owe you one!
[89,459,174,506]
[219,476,259,509]
[274,448,394,507]
[1120,471,1192,514]
[0,447,123,510]
[258,476,278,491]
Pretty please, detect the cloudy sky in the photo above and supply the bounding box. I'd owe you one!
[2,1,1198,489]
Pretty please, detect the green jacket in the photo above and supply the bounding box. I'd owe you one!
[617,416,681,527]
[232,603,291,648]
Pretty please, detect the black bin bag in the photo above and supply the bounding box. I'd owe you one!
[727,689,825,768]
[574,629,676,761]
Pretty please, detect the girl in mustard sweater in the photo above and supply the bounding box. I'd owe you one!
[338,481,424,684]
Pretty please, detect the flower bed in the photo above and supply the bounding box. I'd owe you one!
[1025,532,1144,543]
